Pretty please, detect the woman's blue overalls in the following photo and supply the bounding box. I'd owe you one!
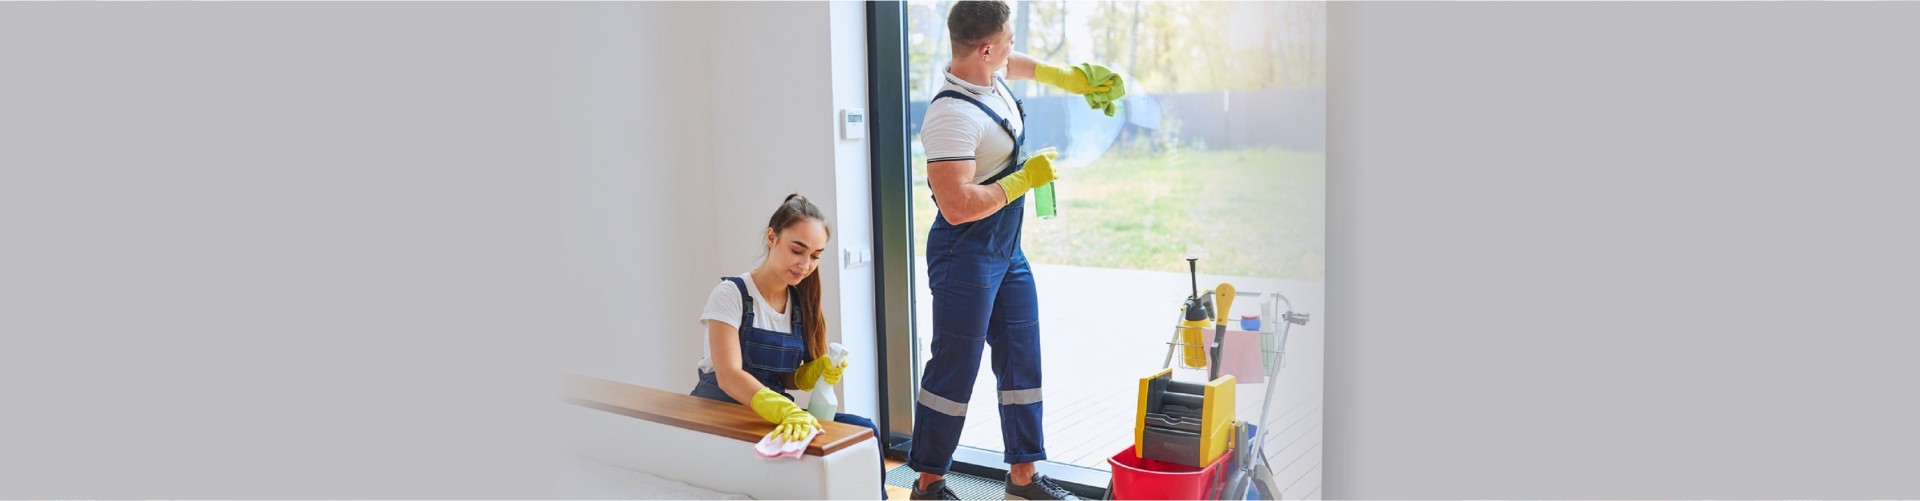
[908,76,1049,475]
[690,276,886,499]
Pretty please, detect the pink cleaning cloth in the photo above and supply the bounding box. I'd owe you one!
[754,427,822,460]
[1217,329,1267,384]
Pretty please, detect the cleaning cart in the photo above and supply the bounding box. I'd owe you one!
[1106,259,1312,500]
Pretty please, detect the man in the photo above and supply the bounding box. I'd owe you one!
[908,1,1124,500]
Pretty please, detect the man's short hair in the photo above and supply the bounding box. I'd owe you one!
[948,0,1011,52]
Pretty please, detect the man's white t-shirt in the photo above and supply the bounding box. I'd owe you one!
[921,62,1026,184]
[696,272,794,373]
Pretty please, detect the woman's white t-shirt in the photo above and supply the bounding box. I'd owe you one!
[696,272,794,373]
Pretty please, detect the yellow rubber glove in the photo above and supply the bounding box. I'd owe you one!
[994,147,1060,204]
[1034,62,1115,96]
[749,387,820,442]
[792,356,848,391]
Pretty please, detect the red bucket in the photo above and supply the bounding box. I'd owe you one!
[1106,445,1228,500]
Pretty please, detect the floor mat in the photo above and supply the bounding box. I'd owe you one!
[885,463,1009,499]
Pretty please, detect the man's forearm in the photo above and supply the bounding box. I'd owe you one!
[935,182,1010,225]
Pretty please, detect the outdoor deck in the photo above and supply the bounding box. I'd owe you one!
[913,263,1324,499]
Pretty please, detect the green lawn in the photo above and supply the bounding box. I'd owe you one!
[911,147,1324,281]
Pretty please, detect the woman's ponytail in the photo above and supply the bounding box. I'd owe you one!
[796,266,826,359]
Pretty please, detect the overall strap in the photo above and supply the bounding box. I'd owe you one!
[721,276,753,323]
[932,90,1021,145]
[787,286,805,331]
[992,75,1027,141]
[788,285,811,363]
[932,89,1026,186]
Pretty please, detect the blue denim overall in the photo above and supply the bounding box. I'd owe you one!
[689,276,886,498]
[909,77,1049,475]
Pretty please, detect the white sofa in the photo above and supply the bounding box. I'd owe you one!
[559,374,883,500]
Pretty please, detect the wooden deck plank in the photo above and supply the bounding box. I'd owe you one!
[1053,414,1134,464]
[1273,441,1321,488]
[1265,407,1322,467]
[1281,460,1322,499]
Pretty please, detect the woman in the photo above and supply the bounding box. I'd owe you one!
[690,194,885,498]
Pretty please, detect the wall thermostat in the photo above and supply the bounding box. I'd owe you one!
[840,108,866,140]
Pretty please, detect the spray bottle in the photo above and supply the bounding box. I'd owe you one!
[1030,147,1061,220]
[807,343,849,420]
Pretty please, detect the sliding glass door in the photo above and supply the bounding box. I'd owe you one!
[872,1,1326,497]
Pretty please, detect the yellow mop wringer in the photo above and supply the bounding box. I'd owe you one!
[1135,369,1235,468]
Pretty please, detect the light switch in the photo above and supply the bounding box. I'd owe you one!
[844,246,872,268]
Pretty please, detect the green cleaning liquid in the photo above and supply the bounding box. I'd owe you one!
[1034,181,1058,219]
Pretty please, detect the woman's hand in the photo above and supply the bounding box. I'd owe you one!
[751,387,820,442]
[793,356,850,390]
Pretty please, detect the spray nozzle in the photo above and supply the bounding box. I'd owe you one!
[827,342,849,365]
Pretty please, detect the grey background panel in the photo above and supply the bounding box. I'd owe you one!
[1327,2,1920,499]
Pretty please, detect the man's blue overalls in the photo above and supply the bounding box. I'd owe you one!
[910,76,1048,475]
[690,276,886,499]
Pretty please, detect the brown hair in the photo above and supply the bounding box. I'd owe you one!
[767,193,830,360]
[948,0,1011,53]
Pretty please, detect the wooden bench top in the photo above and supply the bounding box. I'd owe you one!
[561,373,874,457]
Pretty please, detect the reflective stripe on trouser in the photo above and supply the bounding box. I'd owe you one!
[909,196,1047,475]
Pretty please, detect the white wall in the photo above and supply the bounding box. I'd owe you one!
[567,2,878,418]
[560,2,722,390]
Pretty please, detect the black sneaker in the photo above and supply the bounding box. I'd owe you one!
[911,478,960,500]
[1005,473,1080,500]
